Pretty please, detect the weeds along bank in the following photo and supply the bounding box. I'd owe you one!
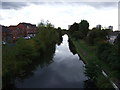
[68,20,120,88]
[69,38,115,88]
[2,22,63,88]
[69,34,120,88]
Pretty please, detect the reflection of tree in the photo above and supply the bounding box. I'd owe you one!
[3,20,62,89]
[57,36,63,46]
[3,43,56,89]
[68,38,77,55]
[56,27,63,46]
[17,43,56,80]
[84,79,97,88]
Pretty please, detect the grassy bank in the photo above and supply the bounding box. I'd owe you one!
[70,37,115,88]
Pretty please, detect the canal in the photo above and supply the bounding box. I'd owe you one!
[15,34,88,88]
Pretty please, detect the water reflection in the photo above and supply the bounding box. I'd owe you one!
[68,38,77,55]
[57,34,63,46]
[15,34,88,88]
[15,43,56,80]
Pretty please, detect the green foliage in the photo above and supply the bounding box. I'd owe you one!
[16,38,37,59]
[114,33,120,54]
[79,20,89,38]
[69,22,79,34]
[114,33,120,45]
[2,20,62,88]
[108,54,120,71]
[86,31,96,45]
[35,28,59,48]
[69,20,89,39]
[86,28,109,45]
[70,29,120,88]
[35,20,62,48]
[95,33,120,78]
[2,46,16,76]
[96,42,112,62]
[96,74,113,88]
[96,33,120,72]
[56,27,63,45]
[84,62,101,81]
[56,27,62,35]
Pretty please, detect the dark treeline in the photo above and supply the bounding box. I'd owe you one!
[2,21,63,89]
[68,19,120,88]
[87,28,120,79]
[69,20,89,39]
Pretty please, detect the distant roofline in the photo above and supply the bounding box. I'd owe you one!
[18,22,36,26]
[9,25,17,27]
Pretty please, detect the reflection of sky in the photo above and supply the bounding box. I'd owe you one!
[50,35,87,82]
[15,35,88,88]
[54,35,75,62]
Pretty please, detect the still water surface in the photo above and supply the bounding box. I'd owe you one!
[15,35,88,88]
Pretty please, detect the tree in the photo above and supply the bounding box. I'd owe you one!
[108,33,120,71]
[69,22,79,34]
[86,28,109,45]
[16,38,37,60]
[96,42,112,62]
[79,20,89,38]
[46,20,54,28]
[85,62,101,80]
[69,22,84,39]
[86,30,96,45]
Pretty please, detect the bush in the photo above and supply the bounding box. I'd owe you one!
[16,38,37,60]
[84,61,101,81]
[86,28,109,45]
[96,42,112,63]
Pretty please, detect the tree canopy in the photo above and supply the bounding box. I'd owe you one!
[79,20,89,37]
[69,20,89,39]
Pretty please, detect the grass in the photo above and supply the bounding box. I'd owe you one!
[70,37,116,88]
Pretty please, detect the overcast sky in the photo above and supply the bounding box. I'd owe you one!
[0,2,119,30]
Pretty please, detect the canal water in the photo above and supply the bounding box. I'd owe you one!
[15,35,88,88]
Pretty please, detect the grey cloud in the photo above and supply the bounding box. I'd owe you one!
[0,2,118,10]
[82,2,118,8]
[33,2,118,9]
[60,2,118,9]
[1,2,28,9]
[32,2,118,8]
[0,2,48,10]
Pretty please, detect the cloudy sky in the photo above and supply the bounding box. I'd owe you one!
[0,1,119,30]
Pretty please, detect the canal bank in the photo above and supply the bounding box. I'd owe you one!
[69,36,119,89]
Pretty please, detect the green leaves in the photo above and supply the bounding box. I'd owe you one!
[16,38,37,59]
[69,20,90,40]
[79,20,89,37]
[84,61,101,80]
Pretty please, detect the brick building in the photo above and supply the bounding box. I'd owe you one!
[8,22,37,41]
[17,23,37,37]
[9,26,19,41]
